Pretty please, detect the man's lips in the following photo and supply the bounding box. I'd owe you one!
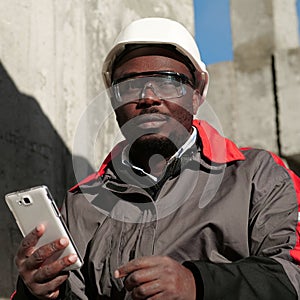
[135,114,169,129]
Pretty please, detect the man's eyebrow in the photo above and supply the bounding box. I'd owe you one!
[112,70,194,84]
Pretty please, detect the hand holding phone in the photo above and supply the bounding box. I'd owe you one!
[5,185,83,299]
[5,185,82,271]
[13,223,78,299]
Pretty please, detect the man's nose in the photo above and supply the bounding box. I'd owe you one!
[139,83,162,106]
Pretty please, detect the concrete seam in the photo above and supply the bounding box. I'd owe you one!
[271,54,282,157]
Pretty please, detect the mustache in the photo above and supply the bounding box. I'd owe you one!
[129,109,171,126]
[139,107,169,117]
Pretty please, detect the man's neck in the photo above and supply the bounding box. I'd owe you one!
[128,139,175,176]
[126,127,197,178]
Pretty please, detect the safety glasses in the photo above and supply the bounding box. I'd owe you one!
[111,71,195,105]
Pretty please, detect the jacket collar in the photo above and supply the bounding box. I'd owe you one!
[192,120,245,164]
[98,120,245,174]
[69,120,245,191]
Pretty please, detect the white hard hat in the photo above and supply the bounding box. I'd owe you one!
[102,17,209,98]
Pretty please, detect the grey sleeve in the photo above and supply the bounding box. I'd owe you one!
[248,153,300,294]
[185,151,300,299]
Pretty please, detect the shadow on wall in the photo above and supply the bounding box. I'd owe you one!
[286,155,300,177]
[0,62,93,297]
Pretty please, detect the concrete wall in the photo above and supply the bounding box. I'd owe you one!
[207,0,300,163]
[230,0,290,151]
[0,0,193,296]
[275,47,300,174]
[275,48,300,156]
[1,0,300,297]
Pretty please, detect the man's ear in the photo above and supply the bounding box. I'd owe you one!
[192,89,204,115]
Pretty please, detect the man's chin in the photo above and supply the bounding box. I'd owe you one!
[135,132,165,142]
[129,134,178,159]
[131,132,176,147]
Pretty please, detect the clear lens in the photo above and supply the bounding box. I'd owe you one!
[112,72,194,105]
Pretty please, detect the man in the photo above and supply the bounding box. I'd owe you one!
[12,17,300,299]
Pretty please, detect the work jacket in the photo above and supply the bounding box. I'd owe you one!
[13,120,300,299]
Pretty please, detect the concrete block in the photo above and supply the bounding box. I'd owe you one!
[204,62,237,139]
[233,58,278,152]
[273,0,299,49]
[230,0,274,67]
[275,48,300,156]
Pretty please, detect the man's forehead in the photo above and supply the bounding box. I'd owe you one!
[116,46,184,62]
[112,45,195,80]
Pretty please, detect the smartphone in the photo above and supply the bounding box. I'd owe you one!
[5,185,82,271]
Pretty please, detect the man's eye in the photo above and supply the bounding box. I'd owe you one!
[118,81,134,94]
[160,78,180,88]
[128,79,146,90]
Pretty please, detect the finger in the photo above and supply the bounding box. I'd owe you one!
[45,290,60,300]
[31,289,60,300]
[16,224,45,259]
[115,256,160,278]
[131,280,162,300]
[34,254,78,283]
[124,267,160,291]
[146,292,164,300]
[25,237,70,270]
[27,272,69,299]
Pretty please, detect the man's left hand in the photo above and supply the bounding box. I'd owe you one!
[114,255,197,300]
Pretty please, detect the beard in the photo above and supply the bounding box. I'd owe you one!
[117,106,193,166]
[128,132,182,165]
